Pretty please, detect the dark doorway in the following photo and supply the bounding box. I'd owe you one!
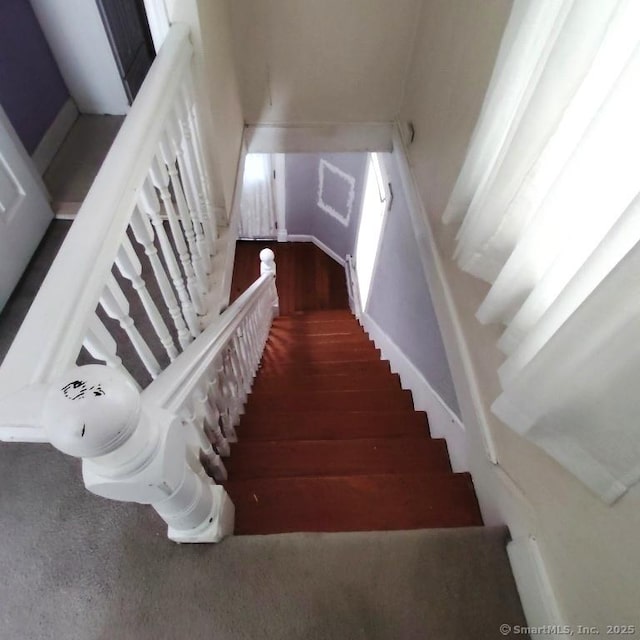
[96,0,156,104]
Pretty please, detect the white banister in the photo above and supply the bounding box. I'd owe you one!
[0,25,195,399]
[100,275,161,379]
[42,364,233,543]
[144,249,279,465]
[115,236,178,362]
[0,23,220,415]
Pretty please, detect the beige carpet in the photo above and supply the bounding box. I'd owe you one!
[0,442,527,640]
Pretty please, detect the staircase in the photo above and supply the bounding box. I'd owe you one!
[225,308,483,535]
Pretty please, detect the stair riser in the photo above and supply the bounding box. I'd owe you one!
[244,390,414,413]
[257,360,392,376]
[238,411,431,440]
[261,347,380,361]
[227,473,483,535]
[225,439,452,479]
[252,372,402,392]
[267,334,373,346]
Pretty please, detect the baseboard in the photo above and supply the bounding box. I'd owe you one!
[360,310,468,472]
[32,98,78,175]
[391,123,499,463]
[287,234,346,267]
[507,536,567,639]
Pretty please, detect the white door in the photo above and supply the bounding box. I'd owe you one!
[238,153,278,239]
[0,107,54,310]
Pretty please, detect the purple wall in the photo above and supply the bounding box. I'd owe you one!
[0,0,69,154]
[366,151,460,416]
[286,153,368,259]
[285,149,459,416]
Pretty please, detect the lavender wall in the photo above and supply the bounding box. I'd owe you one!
[0,0,69,154]
[366,151,460,416]
[285,153,367,259]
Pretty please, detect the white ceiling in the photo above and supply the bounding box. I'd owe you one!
[229,0,422,124]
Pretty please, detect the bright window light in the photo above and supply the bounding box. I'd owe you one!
[355,153,389,309]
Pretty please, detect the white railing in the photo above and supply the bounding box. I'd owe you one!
[0,24,219,443]
[345,254,363,322]
[0,250,279,542]
[0,23,280,543]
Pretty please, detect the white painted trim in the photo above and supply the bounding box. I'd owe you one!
[245,123,394,154]
[286,234,345,267]
[391,122,565,628]
[317,158,355,227]
[360,311,468,472]
[32,98,78,175]
[143,0,170,52]
[507,536,567,639]
[391,123,499,463]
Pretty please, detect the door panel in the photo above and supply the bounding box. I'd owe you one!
[0,108,54,310]
[96,0,155,103]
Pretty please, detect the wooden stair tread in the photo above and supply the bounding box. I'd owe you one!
[237,410,431,440]
[252,370,402,391]
[244,388,414,412]
[226,472,483,534]
[260,349,381,365]
[225,254,480,535]
[225,438,451,479]
[257,359,392,376]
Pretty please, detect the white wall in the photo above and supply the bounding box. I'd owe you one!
[229,0,421,125]
[400,0,640,630]
[166,0,245,214]
[29,0,129,115]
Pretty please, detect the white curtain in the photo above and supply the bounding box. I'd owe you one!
[239,154,277,238]
[444,0,640,503]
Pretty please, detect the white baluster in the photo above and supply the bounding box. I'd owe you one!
[129,207,194,347]
[158,132,208,294]
[174,97,215,261]
[196,377,230,457]
[212,355,238,443]
[99,275,161,379]
[138,179,201,337]
[42,365,234,543]
[149,154,205,315]
[115,236,178,361]
[233,329,252,394]
[83,314,139,389]
[228,336,248,407]
[179,73,218,240]
[183,69,215,216]
[167,112,211,273]
[180,396,228,482]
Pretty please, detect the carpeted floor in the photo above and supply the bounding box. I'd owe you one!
[0,442,528,640]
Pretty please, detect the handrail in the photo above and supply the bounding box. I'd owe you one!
[10,249,277,543]
[144,273,273,410]
[0,23,203,396]
[142,248,279,476]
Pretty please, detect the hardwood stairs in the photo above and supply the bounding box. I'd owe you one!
[224,308,483,535]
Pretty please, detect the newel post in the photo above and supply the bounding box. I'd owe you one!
[43,365,234,543]
[260,248,280,317]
